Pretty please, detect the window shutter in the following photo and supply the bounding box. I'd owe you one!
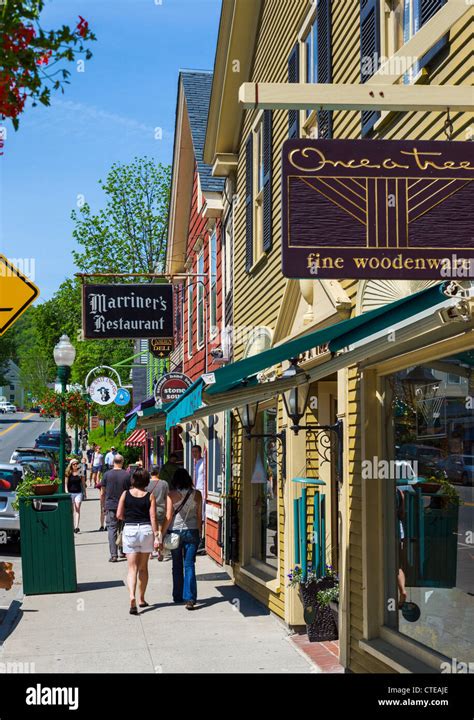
[418,0,447,68]
[288,44,300,139]
[245,134,253,272]
[360,0,380,137]
[262,110,273,253]
[317,0,333,139]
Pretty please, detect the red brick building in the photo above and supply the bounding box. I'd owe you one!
[166,71,228,564]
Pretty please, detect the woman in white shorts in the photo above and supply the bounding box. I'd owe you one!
[65,460,86,533]
[117,469,162,614]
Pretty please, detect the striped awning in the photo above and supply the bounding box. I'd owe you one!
[125,429,148,447]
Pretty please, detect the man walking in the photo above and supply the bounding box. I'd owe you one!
[104,446,117,472]
[159,452,180,485]
[191,445,206,555]
[101,454,131,562]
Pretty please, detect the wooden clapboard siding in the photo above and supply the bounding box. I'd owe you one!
[233,0,307,362]
[231,0,308,618]
[374,8,473,142]
[331,2,473,675]
[331,0,361,140]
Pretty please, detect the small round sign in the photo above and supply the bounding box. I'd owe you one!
[89,376,118,405]
[114,388,131,406]
[154,372,192,405]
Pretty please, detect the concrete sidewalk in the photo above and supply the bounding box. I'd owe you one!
[0,489,313,673]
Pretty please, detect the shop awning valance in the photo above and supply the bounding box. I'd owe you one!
[164,282,464,428]
[125,429,148,446]
[206,283,449,396]
[126,414,138,433]
[165,381,204,431]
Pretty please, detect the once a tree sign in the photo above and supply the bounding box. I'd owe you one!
[83,284,173,339]
[282,139,474,279]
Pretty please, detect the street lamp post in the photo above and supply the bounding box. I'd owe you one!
[53,335,76,492]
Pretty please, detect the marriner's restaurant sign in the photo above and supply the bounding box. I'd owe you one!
[282,139,473,279]
[83,284,173,339]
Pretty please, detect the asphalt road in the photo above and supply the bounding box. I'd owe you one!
[0,412,56,615]
[0,412,56,464]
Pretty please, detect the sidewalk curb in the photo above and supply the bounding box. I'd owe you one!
[0,585,24,648]
[284,633,323,673]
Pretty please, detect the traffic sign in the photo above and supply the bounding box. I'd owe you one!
[0,255,39,335]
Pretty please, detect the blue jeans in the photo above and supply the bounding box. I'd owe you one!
[171,529,200,603]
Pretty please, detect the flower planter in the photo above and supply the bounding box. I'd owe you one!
[33,483,59,497]
[329,600,339,629]
[299,577,338,642]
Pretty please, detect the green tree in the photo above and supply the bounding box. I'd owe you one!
[72,158,171,274]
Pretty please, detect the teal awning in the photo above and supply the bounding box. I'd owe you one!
[206,282,448,395]
[164,282,451,428]
[165,381,203,431]
[126,414,138,433]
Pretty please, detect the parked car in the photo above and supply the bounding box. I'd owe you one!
[0,402,16,413]
[19,456,57,479]
[397,443,444,476]
[0,463,23,540]
[10,447,55,465]
[35,431,72,454]
[439,455,474,486]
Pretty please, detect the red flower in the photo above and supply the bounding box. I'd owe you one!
[76,16,88,39]
[36,50,52,66]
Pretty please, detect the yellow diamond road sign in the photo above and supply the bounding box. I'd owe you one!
[0,255,39,335]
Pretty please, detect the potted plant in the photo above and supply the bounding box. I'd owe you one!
[288,564,339,642]
[418,470,462,508]
[12,469,59,510]
[316,583,340,628]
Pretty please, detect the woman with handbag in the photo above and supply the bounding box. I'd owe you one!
[164,468,202,610]
[117,468,161,614]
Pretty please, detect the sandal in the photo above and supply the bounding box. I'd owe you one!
[129,603,138,615]
[138,602,149,608]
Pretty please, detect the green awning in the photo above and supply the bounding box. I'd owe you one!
[164,282,451,428]
[206,282,448,395]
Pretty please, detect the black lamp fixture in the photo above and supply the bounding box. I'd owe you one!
[282,358,311,435]
[235,400,286,479]
[236,401,259,438]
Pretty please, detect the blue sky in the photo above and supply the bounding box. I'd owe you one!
[0,0,221,300]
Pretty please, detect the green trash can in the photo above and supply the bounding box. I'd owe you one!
[19,493,77,595]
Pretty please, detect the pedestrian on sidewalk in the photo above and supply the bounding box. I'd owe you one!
[191,445,206,555]
[104,446,117,472]
[101,454,131,559]
[91,445,104,488]
[165,468,202,610]
[146,465,169,561]
[65,459,86,533]
[159,453,180,485]
[117,468,161,614]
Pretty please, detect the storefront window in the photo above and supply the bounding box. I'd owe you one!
[386,354,474,663]
[251,408,279,574]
